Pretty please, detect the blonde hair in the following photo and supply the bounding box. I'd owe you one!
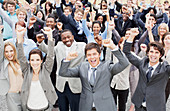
[16,7,27,16]
[4,42,20,75]
[158,23,169,36]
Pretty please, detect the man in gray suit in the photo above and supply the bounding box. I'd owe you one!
[59,39,129,111]
[37,29,86,111]
[123,28,170,111]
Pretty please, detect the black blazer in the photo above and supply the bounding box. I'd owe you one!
[56,6,87,43]
[123,41,170,111]
[114,15,137,37]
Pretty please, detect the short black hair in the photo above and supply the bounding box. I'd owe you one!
[147,7,157,14]
[60,29,73,36]
[46,14,56,22]
[150,14,157,21]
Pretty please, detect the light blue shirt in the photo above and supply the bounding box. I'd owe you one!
[82,19,109,43]
[3,12,17,39]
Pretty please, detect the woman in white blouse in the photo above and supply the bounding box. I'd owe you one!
[16,26,57,111]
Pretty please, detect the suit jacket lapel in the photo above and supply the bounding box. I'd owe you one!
[142,59,149,83]
[93,62,104,87]
[4,59,9,80]
[70,41,78,52]
[149,63,161,82]
[85,63,92,91]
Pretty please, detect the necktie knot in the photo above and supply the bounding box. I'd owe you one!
[148,66,153,71]
[146,66,153,82]
[91,68,97,72]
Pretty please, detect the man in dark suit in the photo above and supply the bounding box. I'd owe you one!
[123,28,170,111]
[59,39,129,111]
[114,10,137,37]
[27,15,61,45]
[56,0,87,43]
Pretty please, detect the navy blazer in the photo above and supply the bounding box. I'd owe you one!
[56,6,87,43]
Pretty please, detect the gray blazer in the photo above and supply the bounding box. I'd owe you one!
[0,34,10,95]
[59,49,129,111]
[17,40,57,110]
[123,42,170,111]
[38,41,86,93]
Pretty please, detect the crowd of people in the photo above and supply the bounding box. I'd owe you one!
[0,0,169,111]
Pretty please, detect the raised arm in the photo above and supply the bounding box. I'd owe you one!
[102,39,129,75]
[56,0,69,24]
[16,26,29,75]
[41,27,55,73]
[0,25,4,63]
[0,6,13,28]
[110,18,121,42]
[82,7,91,37]
[59,51,80,77]
[123,28,141,68]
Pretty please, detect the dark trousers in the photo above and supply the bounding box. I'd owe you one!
[165,78,170,102]
[111,88,129,111]
[56,82,80,111]
[135,105,147,111]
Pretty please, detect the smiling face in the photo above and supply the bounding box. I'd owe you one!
[101,1,107,9]
[97,16,103,24]
[61,31,74,47]
[4,45,15,61]
[7,4,15,14]
[37,11,43,19]
[93,23,101,34]
[29,54,42,71]
[46,17,55,29]
[46,4,51,11]
[86,48,101,67]
[163,35,170,47]
[74,11,83,21]
[148,46,161,65]
[17,11,26,21]
[159,26,167,36]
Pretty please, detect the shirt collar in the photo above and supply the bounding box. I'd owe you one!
[148,62,160,70]
[7,12,16,16]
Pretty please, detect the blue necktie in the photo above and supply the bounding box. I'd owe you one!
[146,66,153,82]
[89,68,96,87]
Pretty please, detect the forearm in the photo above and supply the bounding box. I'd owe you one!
[110,49,129,75]
[148,29,154,42]
[0,7,13,28]
[112,29,121,42]
[44,40,55,72]
[16,42,29,75]
[59,60,79,77]
[123,41,140,68]
[0,34,4,62]
[38,41,48,53]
